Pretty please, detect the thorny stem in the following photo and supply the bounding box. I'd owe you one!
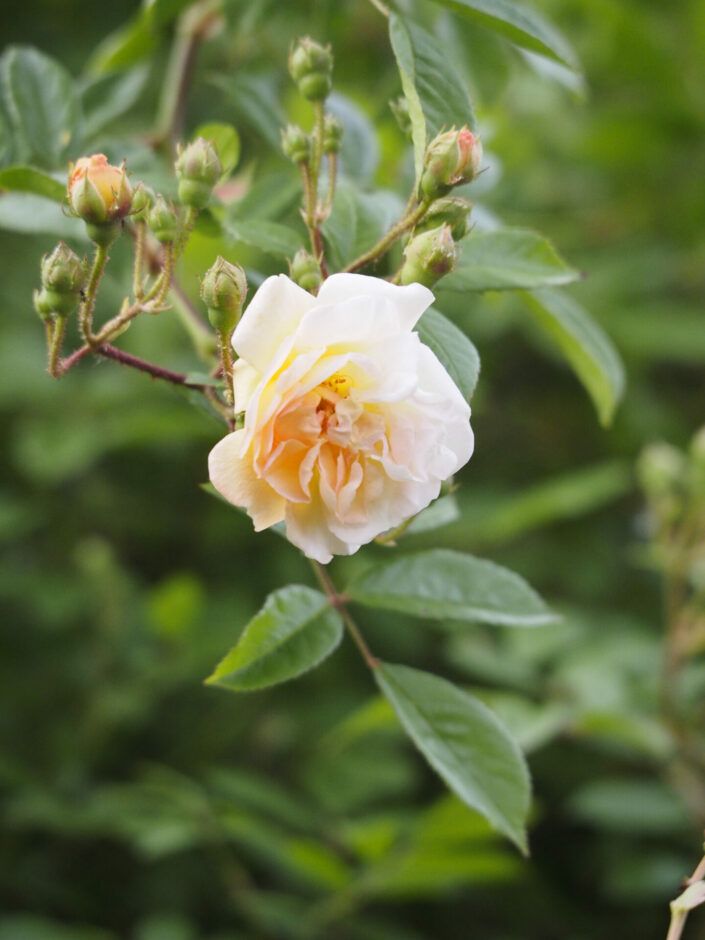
[132,221,146,300]
[79,243,109,345]
[312,561,378,670]
[47,315,68,378]
[311,101,326,194]
[216,330,235,405]
[344,198,430,273]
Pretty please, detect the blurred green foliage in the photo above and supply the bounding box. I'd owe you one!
[1,0,704,937]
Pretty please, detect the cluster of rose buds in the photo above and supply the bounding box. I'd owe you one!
[33,243,87,319]
[638,428,705,528]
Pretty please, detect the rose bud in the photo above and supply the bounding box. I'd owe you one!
[399,224,457,287]
[175,137,222,209]
[281,124,311,165]
[68,153,133,246]
[130,183,154,221]
[289,248,323,293]
[322,115,344,155]
[34,242,87,319]
[416,196,472,241]
[147,195,179,244]
[420,127,483,200]
[288,37,333,101]
[200,256,247,334]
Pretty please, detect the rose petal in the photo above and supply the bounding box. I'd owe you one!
[208,430,285,530]
[317,273,433,331]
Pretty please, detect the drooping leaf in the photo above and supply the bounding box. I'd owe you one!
[442,229,579,292]
[346,549,556,627]
[376,662,531,852]
[79,66,150,140]
[416,307,480,401]
[0,166,65,202]
[1,46,79,169]
[523,289,625,426]
[193,122,241,181]
[206,585,343,691]
[425,0,579,69]
[389,14,476,182]
[225,218,304,259]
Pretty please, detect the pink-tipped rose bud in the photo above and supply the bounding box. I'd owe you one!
[399,224,457,287]
[68,154,133,224]
[420,127,482,200]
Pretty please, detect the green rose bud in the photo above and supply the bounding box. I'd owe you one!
[399,224,457,287]
[200,256,247,334]
[420,127,483,200]
[416,197,472,241]
[322,115,344,155]
[130,183,154,221]
[175,137,221,209]
[281,124,311,165]
[34,287,73,319]
[289,249,322,293]
[288,37,333,101]
[41,242,86,294]
[148,195,179,244]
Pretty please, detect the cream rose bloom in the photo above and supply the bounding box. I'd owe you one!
[208,273,474,564]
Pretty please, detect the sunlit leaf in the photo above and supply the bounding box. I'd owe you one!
[416,307,480,401]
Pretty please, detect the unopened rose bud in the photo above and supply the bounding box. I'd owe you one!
[41,242,86,294]
[288,37,333,101]
[175,137,221,209]
[68,154,133,225]
[148,195,179,244]
[130,183,154,221]
[323,115,343,155]
[400,224,457,287]
[420,127,482,200]
[281,124,311,165]
[200,256,247,334]
[390,97,412,137]
[35,242,87,318]
[290,249,322,293]
[416,197,472,241]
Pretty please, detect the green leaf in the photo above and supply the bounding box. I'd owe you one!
[347,549,556,627]
[87,15,156,73]
[206,585,343,691]
[322,180,404,269]
[416,307,480,401]
[0,166,65,201]
[375,662,531,851]
[1,46,79,169]
[225,218,304,259]
[425,0,579,69]
[209,73,285,150]
[442,229,579,292]
[0,193,86,239]
[230,171,301,222]
[389,15,476,183]
[523,289,625,426]
[79,66,149,140]
[193,122,240,181]
[327,92,380,183]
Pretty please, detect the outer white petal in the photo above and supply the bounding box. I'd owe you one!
[208,430,285,531]
[232,358,261,412]
[316,273,433,332]
[232,274,317,372]
[295,295,406,351]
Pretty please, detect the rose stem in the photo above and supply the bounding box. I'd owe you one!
[312,561,378,670]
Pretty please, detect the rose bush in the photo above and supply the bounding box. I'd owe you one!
[208,273,474,563]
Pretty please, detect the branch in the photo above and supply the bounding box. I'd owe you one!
[312,561,378,670]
